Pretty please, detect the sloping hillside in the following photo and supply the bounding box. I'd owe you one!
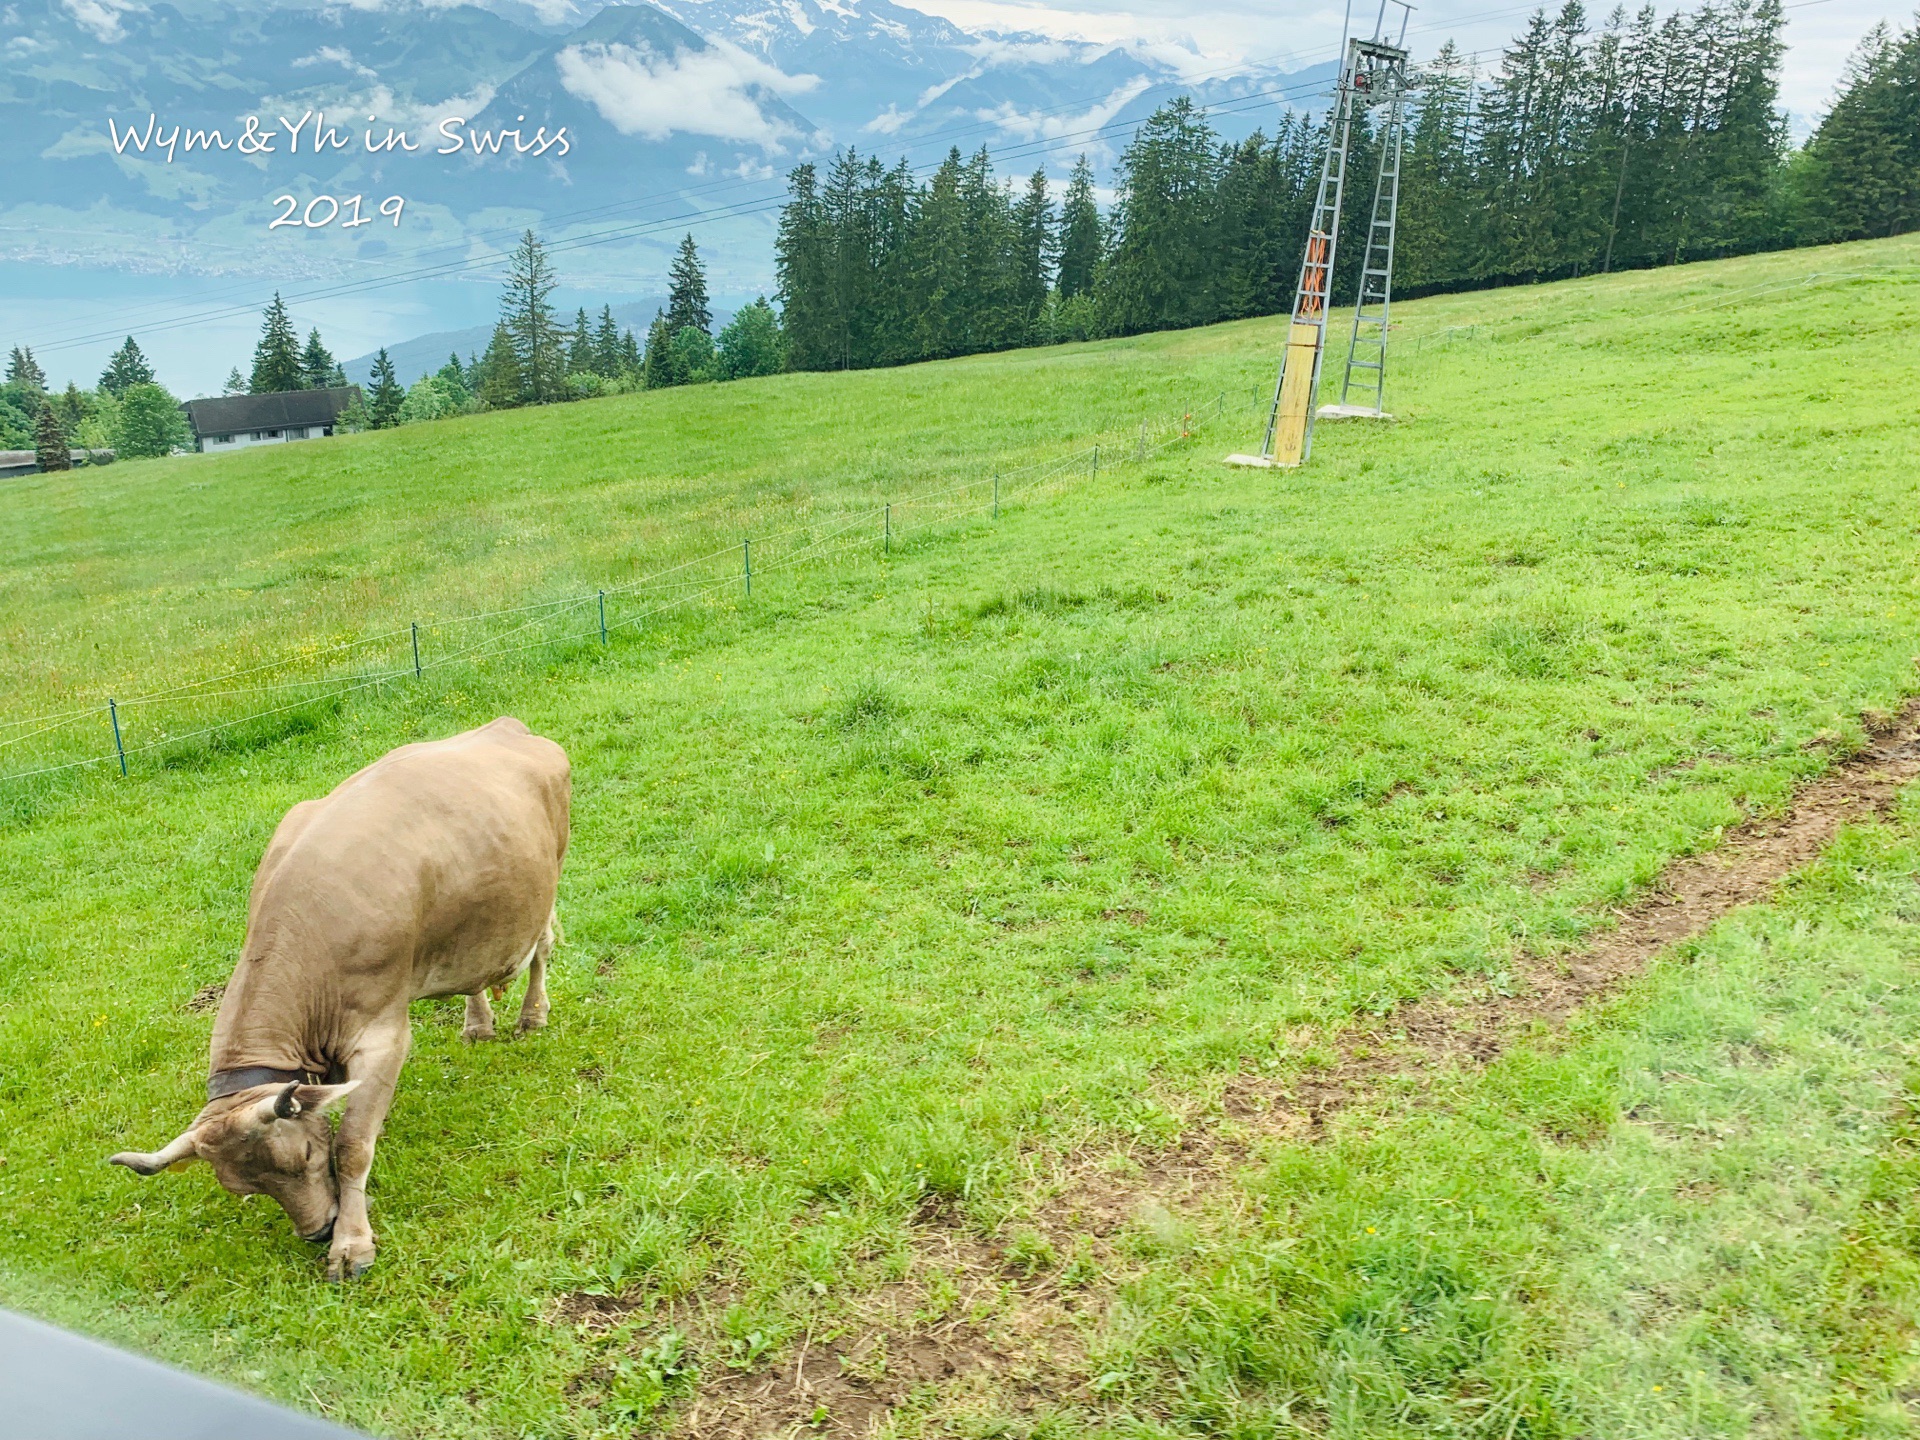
[2,235,1919,1438]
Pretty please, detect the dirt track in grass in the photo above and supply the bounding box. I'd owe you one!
[662,703,1920,1437]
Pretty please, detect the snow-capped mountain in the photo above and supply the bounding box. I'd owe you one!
[3,0,1324,391]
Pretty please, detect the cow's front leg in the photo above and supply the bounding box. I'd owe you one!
[462,988,495,1043]
[517,913,557,1035]
[327,1022,409,1282]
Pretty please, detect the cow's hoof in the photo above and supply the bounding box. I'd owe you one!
[461,1025,495,1044]
[517,1013,548,1035]
[326,1239,376,1282]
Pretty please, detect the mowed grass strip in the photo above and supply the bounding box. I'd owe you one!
[0,233,1917,1437]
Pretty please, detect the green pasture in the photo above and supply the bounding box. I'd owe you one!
[2,234,1919,1438]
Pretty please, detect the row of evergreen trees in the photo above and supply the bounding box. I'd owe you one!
[3,226,786,458]
[776,2,1919,369]
[348,231,789,432]
[3,339,187,463]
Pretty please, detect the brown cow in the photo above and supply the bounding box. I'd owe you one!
[108,717,570,1280]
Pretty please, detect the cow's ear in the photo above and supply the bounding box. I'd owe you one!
[108,1130,200,1176]
[291,1080,358,1117]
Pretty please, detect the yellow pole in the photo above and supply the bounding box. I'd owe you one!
[1270,321,1323,468]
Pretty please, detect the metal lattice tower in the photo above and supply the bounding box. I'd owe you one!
[1235,6,1414,469]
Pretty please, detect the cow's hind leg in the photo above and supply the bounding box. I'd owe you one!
[517,910,557,1035]
[462,988,496,1043]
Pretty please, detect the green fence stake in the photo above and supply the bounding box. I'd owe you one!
[992,472,999,520]
[743,539,752,599]
[884,504,891,555]
[1092,444,1100,480]
[108,699,126,776]
[411,622,422,679]
[598,590,608,644]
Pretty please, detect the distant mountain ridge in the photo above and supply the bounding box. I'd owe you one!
[4,0,1317,385]
[5,0,1314,269]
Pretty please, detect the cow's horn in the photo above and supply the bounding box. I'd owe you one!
[273,1083,303,1120]
[107,1130,199,1176]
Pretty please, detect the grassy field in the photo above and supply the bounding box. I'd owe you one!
[3,233,1920,1439]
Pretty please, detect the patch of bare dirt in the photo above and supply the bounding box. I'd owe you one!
[1211,702,1920,1138]
[668,1237,1081,1440]
[548,1288,647,1335]
[184,982,225,1013]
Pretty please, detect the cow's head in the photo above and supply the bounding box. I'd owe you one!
[108,1081,358,1242]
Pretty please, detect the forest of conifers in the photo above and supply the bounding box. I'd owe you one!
[773,0,1920,372]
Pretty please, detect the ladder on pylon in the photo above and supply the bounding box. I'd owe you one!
[1256,65,1360,465]
[1234,7,1414,470]
[1337,79,1408,414]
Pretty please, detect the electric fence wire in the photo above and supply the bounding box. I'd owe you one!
[0,394,1243,788]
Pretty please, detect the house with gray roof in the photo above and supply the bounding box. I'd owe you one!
[183,386,360,453]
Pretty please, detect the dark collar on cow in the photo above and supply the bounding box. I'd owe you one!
[207,1066,318,1101]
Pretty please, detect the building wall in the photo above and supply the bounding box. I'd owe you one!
[198,425,331,453]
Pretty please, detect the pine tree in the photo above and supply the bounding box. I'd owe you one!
[1012,168,1055,341]
[98,337,154,397]
[667,234,712,336]
[223,368,248,396]
[1100,98,1224,336]
[299,328,338,390]
[618,328,643,377]
[476,323,524,409]
[366,349,404,429]
[53,381,91,435]
[911,149,970,360]
[501,230,563,404]
[776,163,834,370]
[6,345,47,395]
[957,146,1022,353]
[1797,16,1920,241]
[568,307,595,375]
[249,294,304,393]
[34,400,70,471]
[436,352,471,401]
[593,305,623,376]
[1055,156,1103,300]
[643,311,677,388]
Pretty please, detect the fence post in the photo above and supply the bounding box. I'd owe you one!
[108,699,126,777]
[884,503,891,555]
[1138,422,1147,461]
[992,472,999,520]
[598,590,608,644]
[743,539,751,599]
[411,622,422,679]
[1092,444,1100,481]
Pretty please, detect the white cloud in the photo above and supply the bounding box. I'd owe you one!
[688,149,711,174]
[974,74,1151,141]
[915,69,980,107]
[293,46,379,81]
[554,39,819,150]
[62,0,137,43]
[257,81,499,152]
[864,103,910,134]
